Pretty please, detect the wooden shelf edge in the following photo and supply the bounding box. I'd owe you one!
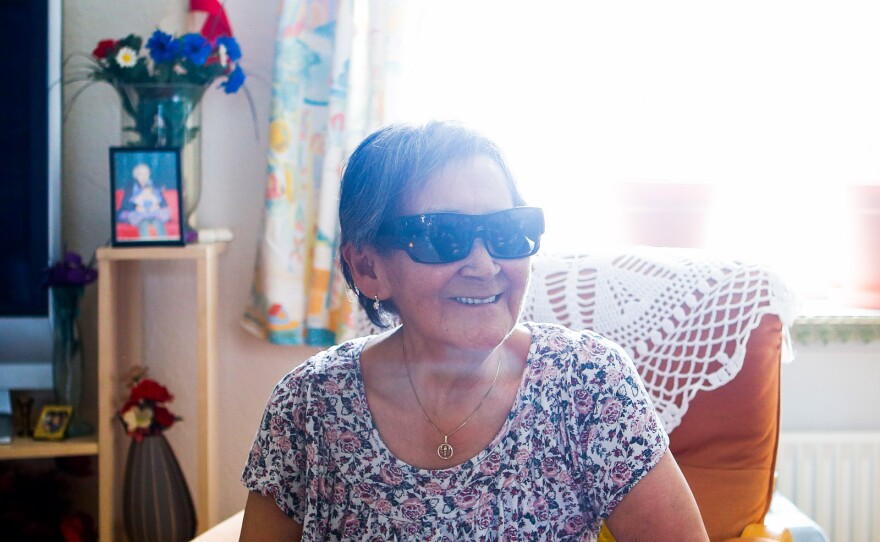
[0,434,99,460]
[96,241,227,262]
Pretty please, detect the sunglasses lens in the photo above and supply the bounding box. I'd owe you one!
[485,208,543,259]
[407,215,474,263]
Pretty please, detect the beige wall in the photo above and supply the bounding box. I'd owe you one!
[62,0,318,523]
[61,0,880,529]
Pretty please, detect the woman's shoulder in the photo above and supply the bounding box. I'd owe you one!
[274,336,369,391]
[526,322,628,358]
[524,321,637,382]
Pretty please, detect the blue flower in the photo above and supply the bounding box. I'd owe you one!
[216,36,242,63]
[180,33,211,66]
[222,65,246,94]
[146,30,180,63]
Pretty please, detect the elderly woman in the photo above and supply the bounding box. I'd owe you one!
[240,121,708,541]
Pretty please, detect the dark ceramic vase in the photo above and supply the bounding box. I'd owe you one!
[123,433,197,542]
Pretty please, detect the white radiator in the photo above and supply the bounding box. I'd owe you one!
[776,432,880,542]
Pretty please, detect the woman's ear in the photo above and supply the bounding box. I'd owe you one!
[341,243,386,298]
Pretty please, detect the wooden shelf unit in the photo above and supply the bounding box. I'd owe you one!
[97,242,226,541]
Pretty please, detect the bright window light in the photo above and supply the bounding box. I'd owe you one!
[383,0,880,302]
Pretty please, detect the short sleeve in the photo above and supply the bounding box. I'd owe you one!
[241,369,311,522]
[575,335,670,520]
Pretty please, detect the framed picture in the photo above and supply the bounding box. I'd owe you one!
[109,147,185,247]
[33,404,73,440]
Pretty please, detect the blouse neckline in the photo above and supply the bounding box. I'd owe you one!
[350,323,538,478]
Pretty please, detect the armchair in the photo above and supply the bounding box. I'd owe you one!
[195,248,827,542]
[523,249,825,542]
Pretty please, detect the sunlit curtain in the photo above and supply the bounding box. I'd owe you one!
[243,0,401,346]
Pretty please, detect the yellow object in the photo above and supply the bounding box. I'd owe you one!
[599,521,794,541]
[728,523,793,542]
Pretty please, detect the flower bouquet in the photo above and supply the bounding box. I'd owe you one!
[44,251,98,437]
[118,369,181,442]
[67,30,247,148]
[67,29,252,228]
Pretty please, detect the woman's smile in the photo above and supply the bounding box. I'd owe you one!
[451,294,500,305]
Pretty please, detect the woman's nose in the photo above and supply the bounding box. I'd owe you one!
[460,239,500,276]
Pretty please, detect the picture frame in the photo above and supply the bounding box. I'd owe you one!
[33,404,73,440]
[109,147,186,247]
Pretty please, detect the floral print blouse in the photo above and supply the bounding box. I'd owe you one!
[242,322,668,541]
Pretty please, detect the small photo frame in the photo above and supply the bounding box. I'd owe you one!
[33,405,73,440]
[110,147,185,247]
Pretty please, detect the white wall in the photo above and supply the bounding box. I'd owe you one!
[62,0,880,528]
[781,341,880,431]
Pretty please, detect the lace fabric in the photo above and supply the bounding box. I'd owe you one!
[351,247,799,433]
[524,249,798,432]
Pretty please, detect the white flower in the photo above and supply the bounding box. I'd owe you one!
[121,405,153,431]
[115,46,137,68]
[218,43,229,68]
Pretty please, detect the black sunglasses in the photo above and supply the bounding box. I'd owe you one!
[377,206,545,264]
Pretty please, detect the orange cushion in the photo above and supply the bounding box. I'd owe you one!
[669,315,783,541]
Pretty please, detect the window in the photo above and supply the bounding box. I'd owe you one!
[383,0,880,303]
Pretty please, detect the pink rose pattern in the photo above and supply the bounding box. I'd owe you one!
[242,323,668,541]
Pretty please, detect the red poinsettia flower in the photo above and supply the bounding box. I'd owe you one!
[129,378,173,403]
[92,39,116,59]
[153,405,177,429]
[117,372,181,440]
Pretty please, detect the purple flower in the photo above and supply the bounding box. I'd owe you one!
[610,461,632,487]
[453,486,481,509]
[337,431,362,454]
[533,497,550,522]
[600,398,623,424]
[400,497,426,521]
[216,36,242,62]
[379,464,404,486]
[44,251,98,287]
[222,65,245,94]
[180,33,211,65]
[146,30,180,63]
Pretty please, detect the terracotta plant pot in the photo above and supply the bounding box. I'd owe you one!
[844,185,880,309]
[616,182,715,248]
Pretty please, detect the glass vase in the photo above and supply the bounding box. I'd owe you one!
[51,286,93,437]
[117,83,206,230]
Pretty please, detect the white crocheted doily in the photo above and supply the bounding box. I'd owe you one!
[351,248,798,433]
[523,249,797,432]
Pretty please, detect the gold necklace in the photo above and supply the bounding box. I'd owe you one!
[401,339,503,460]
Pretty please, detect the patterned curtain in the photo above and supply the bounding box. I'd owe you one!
[243,0,401,346]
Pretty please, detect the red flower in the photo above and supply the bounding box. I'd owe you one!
[153,405,177,429]
[129,378,173,402]
[117,371,180,439]
[92,39,116,59]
